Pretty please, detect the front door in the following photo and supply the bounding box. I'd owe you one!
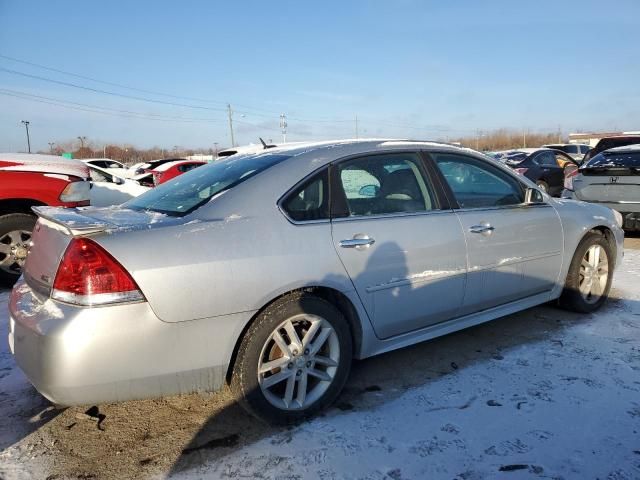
[431,152,563,315]
[330,152,467,339]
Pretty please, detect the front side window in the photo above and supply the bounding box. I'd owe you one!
[125,153,290,215]
[434,153,524,209]
[335,153,434,217]
[281,169,329,222]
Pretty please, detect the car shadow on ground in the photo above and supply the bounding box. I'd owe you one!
[168,239,626,476]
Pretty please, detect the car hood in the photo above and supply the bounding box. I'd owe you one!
[0,153,89,179]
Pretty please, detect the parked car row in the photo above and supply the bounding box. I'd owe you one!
[0,153,208,285]
[7,139,624,423]
[494,148,579,196]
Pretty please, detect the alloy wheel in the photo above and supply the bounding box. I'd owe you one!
[257,314,340,410]
[578,245,609,304]
[0,229,32,274]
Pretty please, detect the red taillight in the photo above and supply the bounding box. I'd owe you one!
[514,167,529,175]
[52,238,144,306]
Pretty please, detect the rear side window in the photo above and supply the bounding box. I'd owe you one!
[565,145,578,154]
[281,169,329,222]
[434,153,524,209]
[534,151,557,166]
[125,153,290,216]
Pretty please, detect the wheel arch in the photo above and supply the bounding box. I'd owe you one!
[0,198,46,217]
[587,225,617,265]
[225,285,363,384]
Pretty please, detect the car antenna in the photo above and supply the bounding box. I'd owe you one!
[260,137,276,149]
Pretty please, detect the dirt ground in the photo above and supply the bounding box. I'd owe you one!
[0,235,639,479]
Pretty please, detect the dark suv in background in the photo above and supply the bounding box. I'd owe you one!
[582,135,640,163]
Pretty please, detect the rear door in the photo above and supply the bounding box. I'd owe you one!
[430,152,563,315]
[330,151,467,339]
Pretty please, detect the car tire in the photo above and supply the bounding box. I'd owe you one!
[0,213,36,287]
[231,293,352,424]
[559,231,613,313]
[536,180,549,193]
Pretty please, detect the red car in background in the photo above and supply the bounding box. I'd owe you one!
[150,159,207,185]
[0,153,90,286]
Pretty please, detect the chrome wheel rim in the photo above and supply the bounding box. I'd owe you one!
[579,245,609,304]
[257,314,340,410]
[0,229,32,274]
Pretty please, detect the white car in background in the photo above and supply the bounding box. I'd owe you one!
[88,164,150,207]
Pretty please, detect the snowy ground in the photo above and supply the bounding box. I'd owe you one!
[1,238,639,480]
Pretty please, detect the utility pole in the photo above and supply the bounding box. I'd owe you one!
[48,142,55,154]
[214,142,219,159]
[557,125,562,143]
[355,115,359,139]
[21,120,31,153]
[279,113,287,143]
[475,129,480,150]
[227,104,236,147]
[523,129,527,148]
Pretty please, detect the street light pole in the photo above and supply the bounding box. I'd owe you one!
[227,104,236,147]
[21,120,31,153]
[48,142,55,154]
[280,113,287,144]
[214,142,219,159]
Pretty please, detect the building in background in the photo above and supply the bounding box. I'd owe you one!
[569,131,640,147]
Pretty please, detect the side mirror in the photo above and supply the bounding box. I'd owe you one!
[524,187,545,204]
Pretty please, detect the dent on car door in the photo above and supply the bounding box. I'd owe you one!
[329,152,467,339]
[431,153,563,315]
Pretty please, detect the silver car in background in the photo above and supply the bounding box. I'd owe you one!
[8,139,624,423]
[563,144,640,231]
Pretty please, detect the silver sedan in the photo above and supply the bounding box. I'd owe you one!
[8,140,624,423]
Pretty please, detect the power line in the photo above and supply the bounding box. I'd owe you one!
[0,89,226,124]
[0,66,229,112]
[0,53,229,106]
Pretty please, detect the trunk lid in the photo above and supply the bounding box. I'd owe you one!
[24,206,176,296]
[573,172,640,203]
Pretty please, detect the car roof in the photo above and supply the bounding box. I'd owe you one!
[601,144,640,154]
[153,160,206,172]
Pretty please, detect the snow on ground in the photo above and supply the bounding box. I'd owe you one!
[0,247,639,479]
[175,250,640,480]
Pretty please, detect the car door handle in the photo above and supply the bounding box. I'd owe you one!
[469,224,495,235]
[339,236,375,248]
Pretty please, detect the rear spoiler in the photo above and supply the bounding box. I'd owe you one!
[32,206,113,236]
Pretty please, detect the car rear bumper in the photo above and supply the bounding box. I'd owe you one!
[8,278,254,406]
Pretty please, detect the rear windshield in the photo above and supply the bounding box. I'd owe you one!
[503,152,528,165]
[125,153,290,215]
[585,151,640,169]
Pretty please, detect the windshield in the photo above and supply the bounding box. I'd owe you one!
[585,150,640,169]
[125,153,290,215]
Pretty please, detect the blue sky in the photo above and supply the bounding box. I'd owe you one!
[1,0,639,152]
